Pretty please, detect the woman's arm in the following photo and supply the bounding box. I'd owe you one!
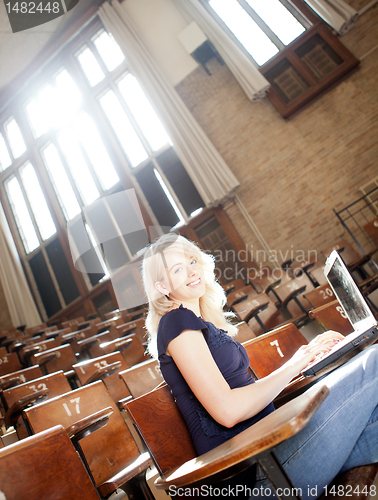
[167,329,344,428]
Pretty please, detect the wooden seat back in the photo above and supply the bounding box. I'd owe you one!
[223,279,246,295]
[19,337,60,366]
[0,366,43,388]
[23,381,149,496]
[0,425,100,500]
[2,371,71,410]
[233,322,257,343]
[309,300,353,335]
[0,346,7,357]
[321,240,360,266]
[119,359,164,399]
[273,273,314,315]
[120,307,147,324]
[2,371,72,438]
[226,285,254,307]
[303,284,336,309]
[232,293,287,336]
[81,331,120,359]
[24,323,47,336]
[61,316,85,330]
[243,323,307,380]
[122,333,149,366]
[73,352,131,403]
[31,344,77,374]
[0,352,22,376]
[117,317,147,345]
[126,384,196,476]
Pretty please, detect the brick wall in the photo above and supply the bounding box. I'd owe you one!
[175,6,378,268]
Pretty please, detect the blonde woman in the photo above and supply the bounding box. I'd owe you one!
[142,233,378,499]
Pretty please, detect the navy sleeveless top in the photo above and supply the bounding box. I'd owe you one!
[157,305,275,456]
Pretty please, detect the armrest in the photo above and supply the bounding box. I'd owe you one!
[66,407,113,443]
[83,361,122,385]
[0,376,21,391]
[280,286,307,309]
[155,384,329,490]
[112,338,132,353]
[22,346,41,366]
[5,389,49,427]
[243,302,270,325]
[36,352,57,367]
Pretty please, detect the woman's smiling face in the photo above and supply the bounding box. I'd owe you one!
[157,249,206,305]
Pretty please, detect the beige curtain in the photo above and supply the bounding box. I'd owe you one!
[98,0,240,207]
[0,202,41,327]
[173,0,270,101]
[303,0,358,34]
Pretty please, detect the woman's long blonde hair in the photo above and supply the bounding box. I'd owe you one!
[142,233,238,358]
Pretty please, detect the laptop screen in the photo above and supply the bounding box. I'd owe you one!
[326,251,375,331]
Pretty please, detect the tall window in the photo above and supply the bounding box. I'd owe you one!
[203,0,310,65]
[0,19,204,320]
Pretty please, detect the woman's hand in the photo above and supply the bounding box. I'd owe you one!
[283,330,345,377]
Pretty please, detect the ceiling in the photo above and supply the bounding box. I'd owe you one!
[0,0,96,95]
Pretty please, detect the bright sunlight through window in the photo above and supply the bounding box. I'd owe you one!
[5,176,40,254]
[58,127,100,206]
[0,133,12,172]
[42,143,81,221]
[5,118,27,159]
[77,46,105,87]
[93,31,125,72]
[245,0,305,45]
[20,162,57,241]
[118,74,170,152]
[100,90,148,168]
[209,0,279,65]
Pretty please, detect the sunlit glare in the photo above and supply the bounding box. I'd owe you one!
[73,113,119,191]
[246,0,305,45]
[26,97,49,138]
[154,168,184,225]
[100,90,148,168]
[0,133,12,172]
[209,0,279,65]
[58,127,100,206]
[20,163,57,241]
[190,208,203,218]
[5,176,40,254]
[77,46,105,86]
[5,118,26,159]
[118,74,170,151]
[42,143,81,221]
[93,31,125,72]
[50,70,82,129]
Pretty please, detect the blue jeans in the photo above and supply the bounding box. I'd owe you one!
[252,345,378,500]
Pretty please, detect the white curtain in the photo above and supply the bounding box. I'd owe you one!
[173,0,270,101]
[98,0,240,208]
[303,0,358,34]
[0,203,41,327]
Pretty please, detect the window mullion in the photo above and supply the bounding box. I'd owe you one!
[152,159,188,222]
[40,245,67,309]
[279,0,311,29]
[112,81,154,157]
[237,0,285,50]
[52,137,86,209]
[16,166,45,244]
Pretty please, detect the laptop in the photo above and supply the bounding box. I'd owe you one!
[301,250,378,377]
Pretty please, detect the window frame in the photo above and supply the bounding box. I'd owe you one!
[0,16,205,321]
